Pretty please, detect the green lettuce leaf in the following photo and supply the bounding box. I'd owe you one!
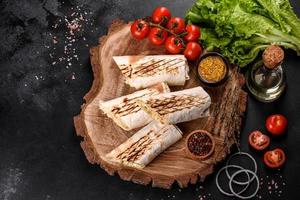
[185,0,300,67]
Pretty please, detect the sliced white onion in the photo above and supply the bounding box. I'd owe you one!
[215,165,251,196]
[225,152,257,185]
[229,169,259,199]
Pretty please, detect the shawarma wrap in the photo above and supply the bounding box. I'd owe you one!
[104,120,183,169]
[99,82,170,131]
[137,86,211,125]
[113,55,189,89]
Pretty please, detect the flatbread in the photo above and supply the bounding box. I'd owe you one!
[137,86,211,124]
[99,82,170,131]
[113,55,189,89]
[104,120,183,169]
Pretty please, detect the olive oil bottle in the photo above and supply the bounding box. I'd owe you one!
[246,45,286,103]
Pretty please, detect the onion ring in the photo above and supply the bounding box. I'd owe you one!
[215,165,251,196]
[225,152,257,185]
[229,169,259,199]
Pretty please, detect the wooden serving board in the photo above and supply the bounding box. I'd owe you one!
[74,20,248,189]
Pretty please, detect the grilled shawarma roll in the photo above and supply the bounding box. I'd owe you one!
[99,82,170,131]
[137,86,211,125]
[113,55,190,89]
[104,120,183,169]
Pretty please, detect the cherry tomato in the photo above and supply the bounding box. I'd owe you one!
[263,148,286,168]
[165,36,184,54]
[152,7,171,25]
[266,114,287,136]
[148,27,168,45]
[183,42,202,61]
[248,130,270,151]
[184,24,201,42]
[167,17,185,34]
[130,20,150,40]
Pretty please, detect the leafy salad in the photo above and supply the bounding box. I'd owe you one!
[186,0,300,67]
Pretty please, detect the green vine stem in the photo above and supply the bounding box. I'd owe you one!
[149,22,186,38]
[149,22,187,47]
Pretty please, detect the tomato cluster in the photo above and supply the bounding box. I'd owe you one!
[248,114,288,169]
[130,7,202,61]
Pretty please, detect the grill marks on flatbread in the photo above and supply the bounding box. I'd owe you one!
[105,121,183,169]
[132,58,184,77]
[120,58,185,78]
[137,86,211,125]
[116,127,168,163]
[113,55,189,89]
[111,90,159,117]
[147,94,210,116]
[119,64,132,78]
[99,83,170,131]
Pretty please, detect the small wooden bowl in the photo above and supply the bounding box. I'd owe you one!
[185,130,215,160]
[197,52,229,86]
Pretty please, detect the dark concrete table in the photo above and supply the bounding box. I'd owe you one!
[0,0,299,199]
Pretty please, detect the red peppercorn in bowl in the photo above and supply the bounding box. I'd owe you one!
[185,130,215,160]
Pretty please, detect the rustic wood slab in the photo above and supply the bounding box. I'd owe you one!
[74,20,248,189]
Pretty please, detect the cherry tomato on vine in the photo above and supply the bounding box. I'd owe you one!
[266,114,287,136]
[130,20,150,40]
[167,17,185,34]
[152,7,171,25]
[184,24,201,42]
[184,42,202,61]
[248,130,270,151]
[148,27,168,45]
[165,36,184,54]
[263,148,286,168]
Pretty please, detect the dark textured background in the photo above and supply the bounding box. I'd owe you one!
[0,0,299,199]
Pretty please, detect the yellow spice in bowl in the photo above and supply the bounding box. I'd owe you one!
[198,56,226,83]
